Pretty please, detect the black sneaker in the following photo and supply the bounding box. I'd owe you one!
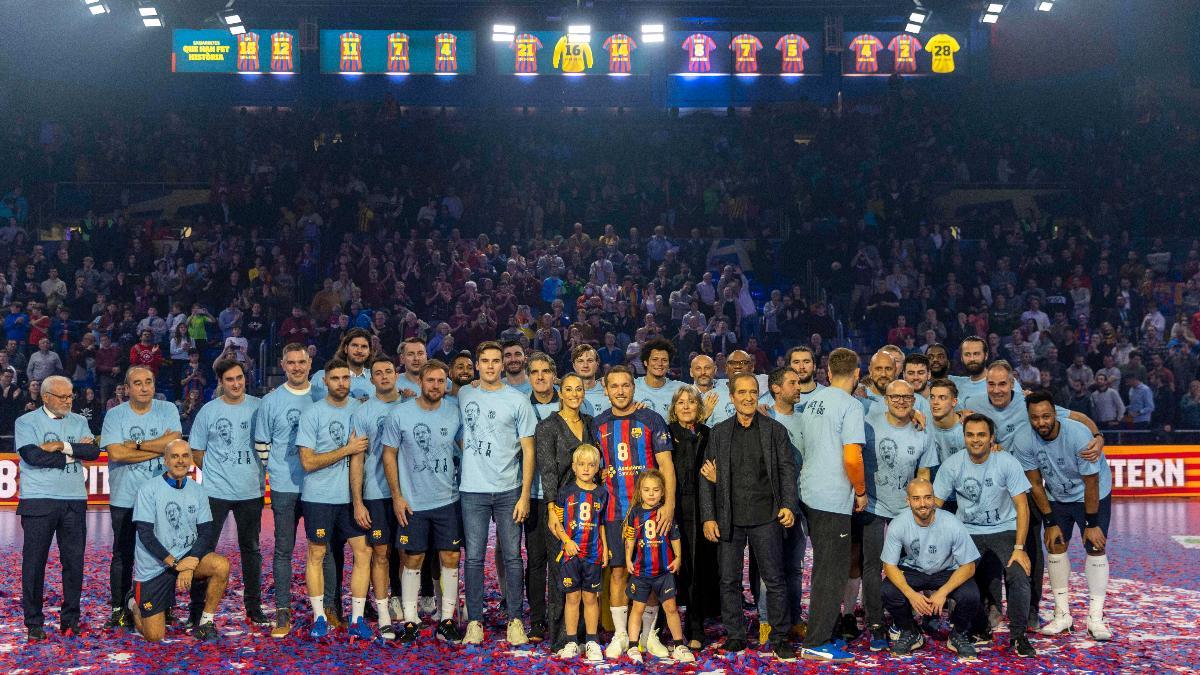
[436,619,463,643]
[105,607,128,628]
[61,621,83,638]
[527,621,547,643]
[969,630,993,647]
[1012,634,1037,658]
[181,610,202,631]
[380,623,397,641]
[890,628,925,656]
[399,621,420,643]
[28,626,47,642]
[947,631,979,661]
[772,639,797,662]
[837,613,860,641]
[723,638,747,653]
[868,624,889,651]
[246,607,271,626]
[192,621,220,642]
[165,610,176,626]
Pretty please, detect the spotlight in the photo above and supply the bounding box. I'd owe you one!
[568,24,591,44]
[641,23,664,44]
[138,2,162,28]
[1036,0,1055,11]
[980,2,1007,24]
[905,2,929,34]
[221,2,245,35]
[492,23,516,43]
[82,0,109,16]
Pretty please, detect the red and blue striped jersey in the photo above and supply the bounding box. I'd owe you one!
[603,33,636,73]
[270,32,294,72]
[681,33,717,73]
[237,33,260,72]
[849,34,884,73]
[775,34,809,73]
[624,505,680,577]
[888,35,922,73]
[591,409,672,521]
[730,34,763,73]
[511,33,542,73]
[387,32,411,72]
[434,33,459,72]
[557,483,608,564]
[340,32,363,72]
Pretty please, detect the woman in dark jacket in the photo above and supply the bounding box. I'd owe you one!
[535,372,594,652]
[668,384,719,649]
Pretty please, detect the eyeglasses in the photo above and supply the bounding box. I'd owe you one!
[727,359,753,366]
[886,395,916,403]
[47,392,76,401]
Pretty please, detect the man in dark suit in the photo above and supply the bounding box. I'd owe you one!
[700,372,799,661]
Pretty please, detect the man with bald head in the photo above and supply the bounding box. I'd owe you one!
[706,350,767,426]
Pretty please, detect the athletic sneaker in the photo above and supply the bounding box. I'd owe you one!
[626,646,644,663]
[462,620,484,645]
[671,644,696,663]
[348,617,373,642]
[644,628,670,658]
[772,640,798,662]
[557,642,580,658]
[868,624,888,652]
[192,621,220,642]
[527,621,546,643]
[379,623,397,641]
[585,641,604,662]
[890,629,925,656]
[801,640,854,662]
[1087,616,1113,641]
[1012,634,1037,657]
[436,619,463,643]
[246,606,271,626]
[399,621,420,644]
[27,626,47,642]
[309,615,330,639]
[506,618,529,646]
[1041,612,1073,635]
[837,613,860,641]
[969,630,993,646]
[105,607,130,629]
[270,609,292,639]
[947,631,979,661]
[605,631,629,659]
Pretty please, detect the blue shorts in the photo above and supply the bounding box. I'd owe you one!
[397,501,462,553]
[560,556,603,594]
[1049,496,1111,554]
[605,520,626,568]
[133,570,177,618]
[627,573,677,603]
[364,498,396,547]
[302,501,365,545]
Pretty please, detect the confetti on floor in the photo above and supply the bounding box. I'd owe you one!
[0,500,1195,673]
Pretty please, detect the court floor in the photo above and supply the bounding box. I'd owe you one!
[0,499,1196,673]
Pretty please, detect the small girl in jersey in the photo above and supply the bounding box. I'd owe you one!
[623,469,694,663]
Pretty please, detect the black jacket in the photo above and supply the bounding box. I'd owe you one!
[668,421,710,499]
[698,412,799,541]
[535,411,594,504]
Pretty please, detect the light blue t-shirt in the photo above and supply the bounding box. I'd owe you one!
[190,396,262,501]
[634,376,684,420]
[15,409,93,501]
[882,508,981,575]
[458,384,537,494]
[296,398,360,504]
[797,387,865,516]
[864,406,938,519]
[934,450,1031,534]
[768,406,805,502]
[707,385,737,426]
[949,374,988,405]
[931,419,966,464]
[351,394,402,502]
[504,376,533,396]
[381,397,463,511]
[255,385,314,495]
[102,400,183,508]
[1011,418,1112,503]
[310,368,373,402]
[132,475,212,582]
[582,380,610,417]
[959,392,1068,449]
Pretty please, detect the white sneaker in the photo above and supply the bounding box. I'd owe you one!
[671,644,696,663]
[388,597,403,623]
[419,595,437,616]
[1087,616,1113,641]
[1040,612,1074,635]
[626,646,644,663]
[556,642,580,658]
[584,641,604,662]
[463,620,485,644]
[605,631,629,659]
[506,618,529,646]
[644,628,670,658]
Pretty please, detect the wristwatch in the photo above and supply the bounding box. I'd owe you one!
[1013,544,1024,551]
[136,439,143,453]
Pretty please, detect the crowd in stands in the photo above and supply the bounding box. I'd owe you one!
[2,89,1200,440]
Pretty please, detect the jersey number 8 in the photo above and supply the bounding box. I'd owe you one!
[643,519,657,540]
[579,501,591,522]
[617,442,629,462]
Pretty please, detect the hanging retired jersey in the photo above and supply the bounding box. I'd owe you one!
[849,33,884,73]
[603,33,636,73]
[730,33,764,73]
[681,33,717,73]
[434,32,459,72]
[590,408,671,521]
[387,32,411,72]
[625,504,680,578]
[552,36,593,73]
[237,32,260,72]
[775,33,810,73]
[925,33,961,74]
[270,32,294,72]
[888,34,922,73]
[511,33,543,73]
[340,31,363,72]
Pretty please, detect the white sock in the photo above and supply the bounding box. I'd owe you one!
[611,605,629,636]
[351,597,367,623]
[1085,555,1109,618]
[640,606,659,643]
[842,577,861,615]
[1046,553,1071,615]
[402,568,422,623]
[376,598,392,627]
[310,596,325,620]
[200,611,215,625]
[440,567,460,620]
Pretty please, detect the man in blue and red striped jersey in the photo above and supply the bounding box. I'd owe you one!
[590,365,676,658]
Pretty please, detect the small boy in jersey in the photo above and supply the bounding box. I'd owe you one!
[623,470,694,663]
[550,445,609,662]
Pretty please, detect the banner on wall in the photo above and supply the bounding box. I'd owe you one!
[1105,445,1200,498]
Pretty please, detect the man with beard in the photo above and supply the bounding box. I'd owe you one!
[398,337,428,400]
[1012,391,1113,642]
[311,328,374,402]
[785,346,825,412]
[502,340,532,394]
[256,343,323,637]
[383,360,466,644]
[903,354,932,399]
[949,337,995,404]
[689,354,721,421]
[188,359,265,628]
[862,351,931,421]
[925,343,950,380]
[636,339,685,419]
[298,359,373,640]
[933,414,1036,656]
[880,479,981,661]
[101,366,182,629]
[844,379,936,651]
[449,350,475,396]
[350,356,404,640]
[572,344,609,415]
[701,349,761,426]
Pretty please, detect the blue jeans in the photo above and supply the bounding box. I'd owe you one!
[270,492,302,611]
[758,510,807,626]
[461,487,524,622]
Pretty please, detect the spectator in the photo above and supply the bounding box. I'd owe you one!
[1090,374,1125,429]
[1065,354,1094,392]
[73,386,102,436]
[129,329,164,376]
[280,306,316,345]
[1179,380,1200,429]
[26,337,62,382]
[1124,374,1155,430]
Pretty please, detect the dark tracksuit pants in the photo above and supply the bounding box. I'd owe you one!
[882,567,981,634]
[802,503,852,649]
[191,497,263,616]
[110,505,137,609]
[21,499,87,629]
[525,498,549,631]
